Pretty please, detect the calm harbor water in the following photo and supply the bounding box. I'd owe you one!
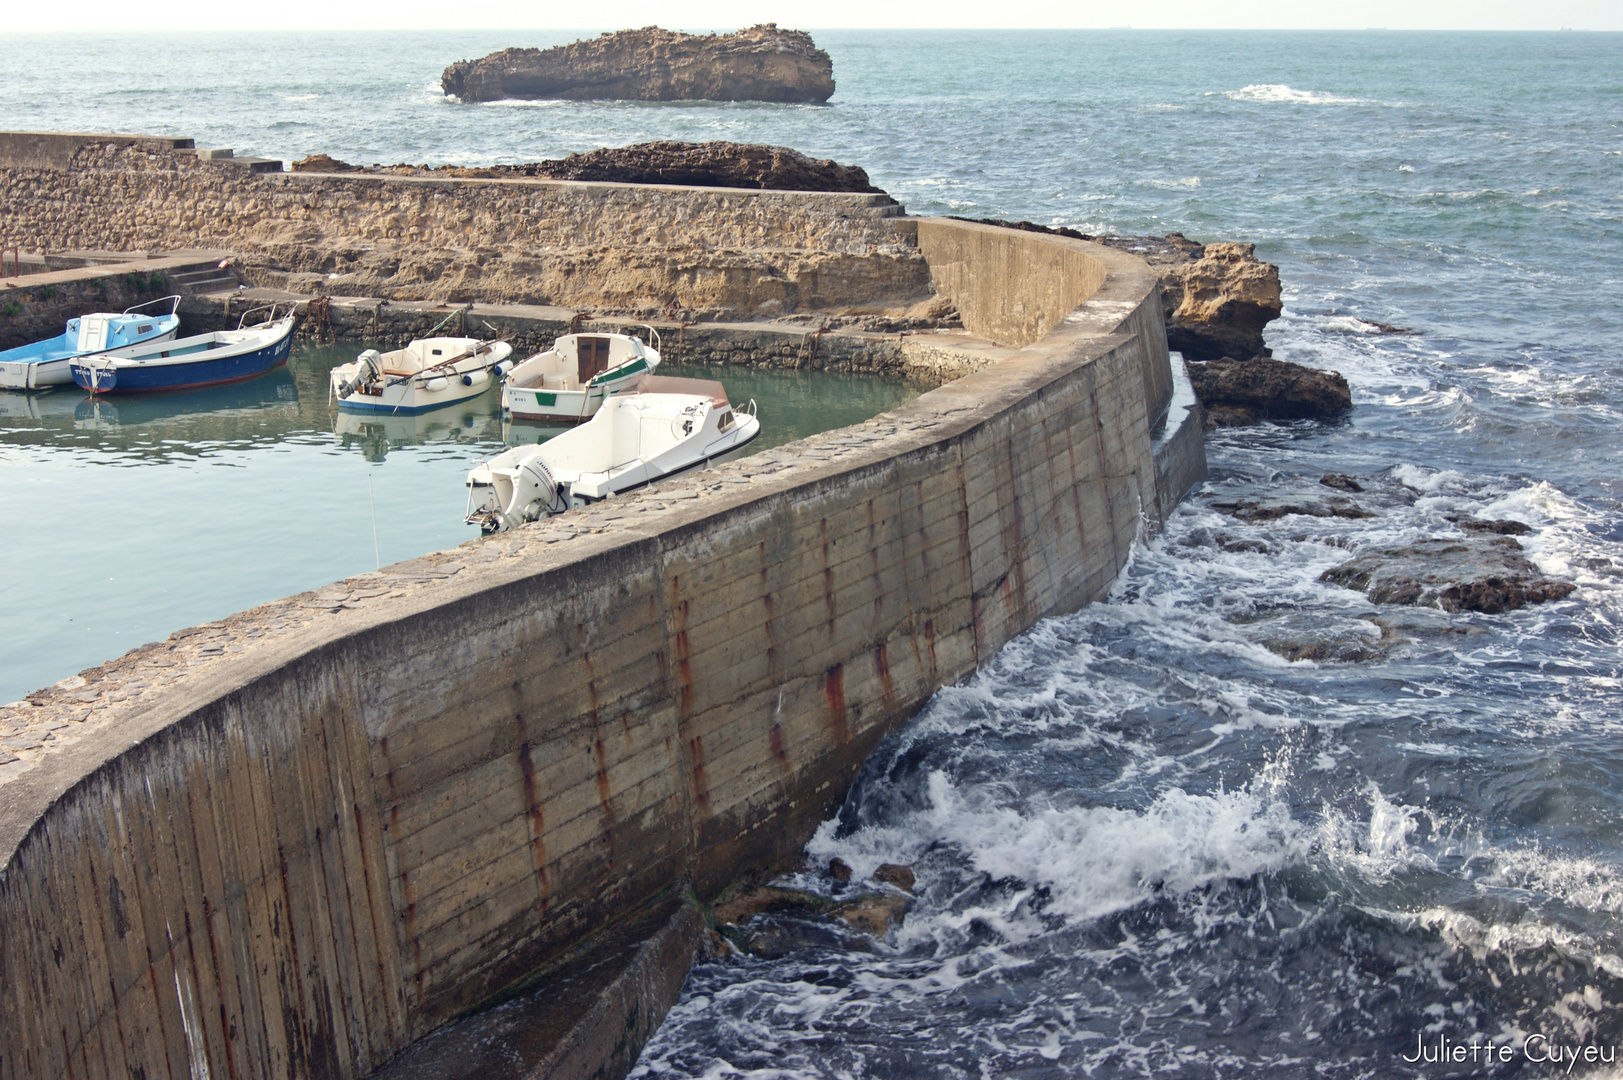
[0,346,923,706]
[2,26,1622,1078]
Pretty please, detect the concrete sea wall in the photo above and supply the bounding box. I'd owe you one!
[0,195,1203,1079]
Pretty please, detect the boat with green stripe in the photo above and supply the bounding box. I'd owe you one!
[501,328,661,423]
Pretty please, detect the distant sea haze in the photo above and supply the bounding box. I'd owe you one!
[4,28,1622,1077]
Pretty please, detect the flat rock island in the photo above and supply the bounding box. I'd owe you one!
[442,24,836,104]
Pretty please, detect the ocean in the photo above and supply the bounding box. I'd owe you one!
[3,27,1622,1078]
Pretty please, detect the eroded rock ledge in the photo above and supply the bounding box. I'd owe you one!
[293,140,882,194]
[442,24,835,104]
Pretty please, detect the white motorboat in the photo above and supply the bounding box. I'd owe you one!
[330,336,513,414]
[466,374,760,533]
[71,305,297,394]
[501,329,660,423]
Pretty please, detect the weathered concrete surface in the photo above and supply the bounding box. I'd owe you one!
[0,131,194,171]
[0,216,1203,1080]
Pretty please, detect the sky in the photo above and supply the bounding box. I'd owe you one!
[1,0,1619,31]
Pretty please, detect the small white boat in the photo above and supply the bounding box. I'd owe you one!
[501,329,660,423]
[467,374,760,533]
[330,336,513,414]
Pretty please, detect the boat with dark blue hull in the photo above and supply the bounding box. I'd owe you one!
[0,296,182,390]
[71,304,297,394]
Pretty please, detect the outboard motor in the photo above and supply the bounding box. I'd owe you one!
[465,448,564,533]
[336,351,381,399]
[503,453,560,527]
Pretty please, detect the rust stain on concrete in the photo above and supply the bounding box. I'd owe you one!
[824,664,849,743]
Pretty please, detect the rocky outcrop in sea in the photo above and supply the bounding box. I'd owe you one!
[1186,355,1353,425]
[442,24,836,104]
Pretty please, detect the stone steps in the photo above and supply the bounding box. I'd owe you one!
[166,265,239,295]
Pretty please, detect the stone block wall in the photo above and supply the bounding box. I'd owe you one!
[0,140,930,316]
[0,216,1202,1080]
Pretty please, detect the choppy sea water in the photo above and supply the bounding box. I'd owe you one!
[3,27,1622,1077]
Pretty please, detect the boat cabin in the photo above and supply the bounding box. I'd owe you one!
[509,333,651,392]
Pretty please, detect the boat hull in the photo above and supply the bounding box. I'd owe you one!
[332,339,511,414]
[70,318,296,394]
[1,325,180,390]
[333,373,495,414]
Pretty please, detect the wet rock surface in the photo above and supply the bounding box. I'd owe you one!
[1322,535,1577,614]
[1208,494,1375,523]
[709,857,917,957]
[442,24,835,104]
[1187,355,1353,426]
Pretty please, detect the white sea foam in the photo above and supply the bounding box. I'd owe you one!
[1218,84,1373,105]
[812,770,1306,931]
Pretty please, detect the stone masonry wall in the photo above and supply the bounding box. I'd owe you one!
[0,220,1202,1080]
[0,142,931,317]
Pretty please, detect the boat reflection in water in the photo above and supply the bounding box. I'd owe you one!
[502,416,574,448]
[333,389,504,462]
[70,369,301,432]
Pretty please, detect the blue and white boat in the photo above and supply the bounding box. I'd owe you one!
[71,304,298,395]
[0,296,182,390]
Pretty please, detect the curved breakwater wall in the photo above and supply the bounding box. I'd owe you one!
[0,170,1204,1079]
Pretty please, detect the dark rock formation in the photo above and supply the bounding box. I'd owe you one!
[1208,494,1374,522]
[710,882,910,953]
[288,141,882,194]
[512,141,880,193]
[873,863,916,892]
[443,24,835,104]
[1320,473,1365,492]
[1187,355,1352,425]
[1321,536,1576,614]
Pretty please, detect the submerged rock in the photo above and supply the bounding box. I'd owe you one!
[873,863,917,892]
[1187,355,1353,426]
[442,24,836,104]
[1322,535,1576,614]
[1243,611,1393,663]
[1208,494,1374,522]
[712,876,913,954]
